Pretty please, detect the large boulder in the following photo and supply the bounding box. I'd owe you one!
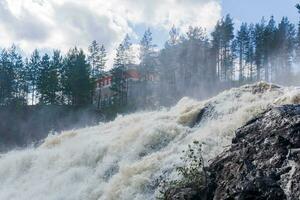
[165,105,300,200]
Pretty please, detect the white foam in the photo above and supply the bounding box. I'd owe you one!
[0,82,299,200]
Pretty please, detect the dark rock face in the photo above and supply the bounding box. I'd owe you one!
[191,104,214,128]
[166,105,300,200]
[165,186,201,200]
[210,105,300,200]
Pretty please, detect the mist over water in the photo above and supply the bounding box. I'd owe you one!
[0,82,299,200]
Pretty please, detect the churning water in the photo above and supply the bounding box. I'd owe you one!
[0,82,299,200]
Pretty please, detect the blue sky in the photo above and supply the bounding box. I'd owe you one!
[147,0,300,48]
[222,0,299,25]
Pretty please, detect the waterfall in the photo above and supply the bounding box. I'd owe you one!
[0,82,299,200]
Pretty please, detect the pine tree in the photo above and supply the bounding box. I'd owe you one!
[235,23,249,83]
[254,19,266,81]
[0,49,15,105]
[7,45,28,104]
[122,34,133,66]
[110,44,127,107]
[15,54,28,104]
[139,28,158,107]
[36,52,61,105]
[274,17,295,83]
[263,16,277,81]
[88,40,104,78]
[158,26,180,105]
[140,28,157,76]
[88,41,107,105]
[295,19,300,64]
[51,50,63,104]
[245,24,255,81]
[99,45,107,72]
[212,15,235,82]
[62,48,93,106]
[223,15,235,81]
[26,49,41,105]
[211,20,222,80]
[183,26,211,94]
[295,4,300,65]
[37,53,51,104]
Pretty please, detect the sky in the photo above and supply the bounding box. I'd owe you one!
[0,0,299,68]
[222,0,299,27]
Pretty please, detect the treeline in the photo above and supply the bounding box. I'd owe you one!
[157,14,300,105]
[0,47,99,106]
[1,9,300,109]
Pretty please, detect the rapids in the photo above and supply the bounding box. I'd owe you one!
[0,82,299,200]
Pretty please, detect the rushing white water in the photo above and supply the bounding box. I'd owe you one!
[0,82,299,200]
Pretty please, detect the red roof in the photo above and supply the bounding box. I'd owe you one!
[126,69,140,79]
[96,69,141,84]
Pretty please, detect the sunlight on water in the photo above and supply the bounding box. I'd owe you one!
[0,82,299,200]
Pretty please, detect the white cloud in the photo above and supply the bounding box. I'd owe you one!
[0,0,221,68]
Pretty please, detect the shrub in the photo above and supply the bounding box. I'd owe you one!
[156,141,207,199]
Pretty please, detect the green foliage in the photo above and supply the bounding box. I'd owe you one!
[36,52,61,105]
[177,141,205,184]
[37,53,50,104]
[88,40,106,78]
[0,49,15,105]
[26,49,41,105]
[138,28,158,108]
[211,14,235,81]
[0,45,28,106]
[156,141,206,200]
[1,6,300,111]
[111,44,127,108]
[14,53,28,104]
[50,50,63,104]
[62,48,94,106]
[1,46,95,107]
[140,28,157,76]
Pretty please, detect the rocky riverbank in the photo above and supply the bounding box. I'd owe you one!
[165,105,300,200]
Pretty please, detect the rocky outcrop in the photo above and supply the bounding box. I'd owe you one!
[166,105,300,200]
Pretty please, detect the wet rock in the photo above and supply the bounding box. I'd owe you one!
[164,187,199,200]
[191,104,214,128]
[164,184,211,200]
[165,105,300,200]
[210,105,300,200]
